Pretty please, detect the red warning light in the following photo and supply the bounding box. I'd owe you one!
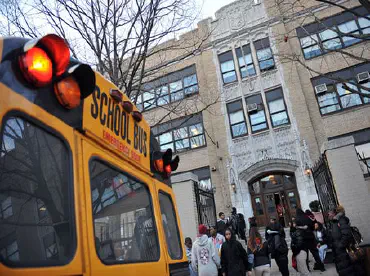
[19,47,53,87]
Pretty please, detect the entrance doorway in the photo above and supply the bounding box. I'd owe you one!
[249,173,301,227]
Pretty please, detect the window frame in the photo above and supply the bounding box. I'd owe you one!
[88,157,161,265]
[297,7,370,60]
[245,94,269,133]
[138,65,199,111]
[226,100,248,139]
[254,38,275,72]
[158,190,183,260]
[235,45,256,78]
[0,110,76,268]
[218,50,237,84]
[265,87,290,128]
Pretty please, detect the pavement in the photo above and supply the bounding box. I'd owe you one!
[269,251,338,276]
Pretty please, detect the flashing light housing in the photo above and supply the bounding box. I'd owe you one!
[153,148,180,179]
[54,76,81,109]
[122,101,134,113]
[132,111,143,122]
[18,47,53,87]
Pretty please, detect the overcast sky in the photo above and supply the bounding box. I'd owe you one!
[197,0,236,20]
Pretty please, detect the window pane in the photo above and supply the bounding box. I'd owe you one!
[160,143,174,152]
[359,17,370,29]
[170,80,183,92]
[171,90,184,102]
[199,178,212,190]
[336,82,358,96]
[321,104,341,114]
[360,81,370,103]
[190,135,205,148]
[259,59,275,71]
[159,193,182,260]
[175,139,189,151]
[318,92,339,107]
[255,197,264,215]
[303,45,322,59]
[300,35,318,47]
[184,85,198,95]
[238,56,245,67]
[244,54,253,64]
[340,94,362,108]
[257,48,273,61]
[143,91,155,101]
[0,117,74,266]
[221,60,235,73]
[250,110,266,125]
[271,111,289,127]
[223,71,237,83]
[246,64,256,76]
[184,74,197,87]
[174,127,188,139]
[268,98,285,113]
[157,86,168,97]
[159,132,172,144]
[189,123,203,136]
[322,38,342,50]
[90,160,159,263]
[231,123,247,137]
[157,95,170,106]
[252,123,267,132]
[319,29,338,40]
[338,20,358,34]
[229,110,244,124]
[342,31,361,46]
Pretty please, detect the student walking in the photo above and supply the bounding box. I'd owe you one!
[247,228,271,276]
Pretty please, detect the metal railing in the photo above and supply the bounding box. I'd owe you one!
[357,151,370,177]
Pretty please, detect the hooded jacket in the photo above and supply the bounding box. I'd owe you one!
[220,232,249,276]
[192,234,220,276]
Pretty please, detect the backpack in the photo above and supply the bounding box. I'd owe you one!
[350,226,363,245]
[269,233,288,258]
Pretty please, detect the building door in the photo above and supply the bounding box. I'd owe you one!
[248,173,301,227]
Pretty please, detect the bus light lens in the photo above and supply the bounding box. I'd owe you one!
[132,111,142,122]
[122,101,133,113]
[19,47,52,87]
[54,76,81,109]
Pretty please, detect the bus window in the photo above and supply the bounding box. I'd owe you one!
[0,116,75,266]
[89,160,159,264]
[158,192,182,260]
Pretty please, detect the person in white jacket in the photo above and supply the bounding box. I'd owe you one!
[192,224,220,276]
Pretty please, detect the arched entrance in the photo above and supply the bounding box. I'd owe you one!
[249,172,301,227]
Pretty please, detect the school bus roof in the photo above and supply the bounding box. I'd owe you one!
[0,36,151,172]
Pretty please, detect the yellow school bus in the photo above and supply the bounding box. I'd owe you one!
[0,34,189,275]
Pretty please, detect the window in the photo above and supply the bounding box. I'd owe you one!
[254,197,264,215]
[297,7,370,59]
[300,34,322,59]
[219,51,237,84]
[312,63,370,115]
[246,94,268,133]
[159,192,182,259]
[0,240,19,262]
[0,116,75,266]
[254,38,275,72]
[266,88,289,127]
[138,65,198,111]
[153,114,206,153]
[288,192,298,209]
[0,196,12,219]
[226,100,247,138]
[89,159,159,263]
[199,178,212,190]
[236,45,256,78]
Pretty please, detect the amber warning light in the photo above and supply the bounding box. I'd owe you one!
[16,34,96,109]
[153,148,179,179]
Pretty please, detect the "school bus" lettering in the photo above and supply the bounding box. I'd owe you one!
[90,86,147,157]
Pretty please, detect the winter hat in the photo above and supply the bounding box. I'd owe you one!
[198,224,207,235]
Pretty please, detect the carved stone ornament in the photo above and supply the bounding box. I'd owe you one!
[229,8,245,30]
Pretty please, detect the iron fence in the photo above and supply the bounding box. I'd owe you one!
[194,182,216,228]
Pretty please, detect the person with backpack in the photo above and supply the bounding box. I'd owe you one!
[220,228,249,276]
[265,217,289,276]
[330,205,365,276]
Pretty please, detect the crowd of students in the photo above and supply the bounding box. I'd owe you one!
[185,205,365,276]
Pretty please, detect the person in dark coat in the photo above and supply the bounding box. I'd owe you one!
[330,205,365,276]
[216,212,228,236]
[220,228,249,276]
[265,217,289,276]
[236,213,246,241]
[247,227,271,276]
[290,209,310,275]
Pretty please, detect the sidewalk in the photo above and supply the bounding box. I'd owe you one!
[269,251,338,276]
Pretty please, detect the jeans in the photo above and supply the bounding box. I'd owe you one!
[318,244,328,263]
[297,250,311,276]
[254,265,271,276]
